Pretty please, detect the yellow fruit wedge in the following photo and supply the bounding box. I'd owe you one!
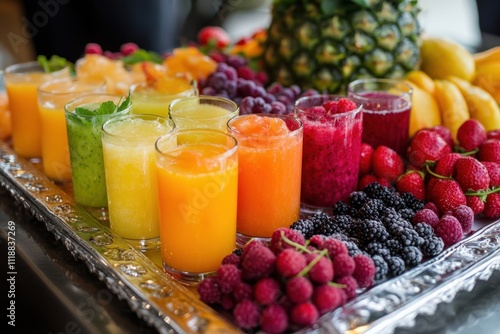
[405,80,441,137]
[420,37,475,81]
[406,70,435,95]
[448,76,500,131]
[473,62,500,104]
[473,46,500,67]
[433,79,470,141]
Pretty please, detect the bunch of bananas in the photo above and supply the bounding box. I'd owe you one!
[406,37,500,140]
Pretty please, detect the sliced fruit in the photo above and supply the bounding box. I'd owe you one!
[473,46,500,67]
[0,92,11,140]
[406,70,435,95]
[405,80,441,137]
[473,62,500,104]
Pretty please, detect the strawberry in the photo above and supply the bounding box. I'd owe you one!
[427,178,466,214]
[407,129,452,167]
[396,170,426,201]
[358,174,377,190]
[483,193,500,219]
[482,161,500,187]
[371,145,404,183]
[466,195,485,215]
[359,143,374,176]
[429,125,454,148]
[454,156,490,192]
[377,177,392,188]
[433,152,462,177]
[487,129,500,140]
[478,139,500,163]
[456,119,487,151]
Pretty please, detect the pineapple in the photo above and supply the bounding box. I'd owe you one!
[262,0,422,93]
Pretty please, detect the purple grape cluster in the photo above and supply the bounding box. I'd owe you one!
[199,52,320,115]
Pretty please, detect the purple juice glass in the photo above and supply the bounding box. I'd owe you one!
[347,78,412,156]
[294,95,363,214]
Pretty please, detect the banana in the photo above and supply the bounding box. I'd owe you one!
[433,79,470,141]
[473,46,500,67]
[448,76,500,131]
[405,70,435,95]
[405,80,441,137]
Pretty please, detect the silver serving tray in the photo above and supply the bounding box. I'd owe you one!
[1,140,500,334]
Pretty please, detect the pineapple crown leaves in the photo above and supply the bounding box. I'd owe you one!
[274,0,418,15]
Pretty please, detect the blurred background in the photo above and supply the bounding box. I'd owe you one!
[0,0,500,70]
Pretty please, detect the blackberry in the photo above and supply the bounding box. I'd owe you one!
[309,213,339,236]
[355,199,386,219]
[399,208,416,222]
[329,232,351,242]
[344,240,363,257]
[290,218,316,239]
[371,255,389,281]
[363,182,386,199]
[401,192,425,212]
[380,207,402,224]
[233,248,243,256]
[385,219,413,236]
[400,246,423,267]
[413,222,435,239]
[386,239,403,256]
[349,191,369,209]
[364,242,391,258]
[333,201,350,215]
[394,227,424,247]
[354,219,390,244]
[330,215,354,232]
[421,236,445,257]
[386,256,406,276]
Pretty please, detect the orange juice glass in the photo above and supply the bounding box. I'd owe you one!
[3,61,70,159]
[155,129,238,285]
[37,78,106,182]
[228,114,303,246]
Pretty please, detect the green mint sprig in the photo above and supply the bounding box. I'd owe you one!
[121,49,163,65]
[74,94,131,117]
[37,55,74,74]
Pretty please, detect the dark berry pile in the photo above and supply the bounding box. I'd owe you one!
[198,52,320,114]
[197,228,375,333]
[290,183,445,282]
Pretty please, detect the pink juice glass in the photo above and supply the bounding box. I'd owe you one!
[348,78,412,156]
[294,95,363,212]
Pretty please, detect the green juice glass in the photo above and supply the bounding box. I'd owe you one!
[65,94,131,220]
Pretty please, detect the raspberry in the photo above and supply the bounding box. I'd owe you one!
[423,202,440,216]
[289,302,319,326]
[233,300,261,329]
[241,239,266,262]
[261,304,288,334]
[253,277,282,305]
[322,237,348,258]
[435,215,463,247]
[217,264,241,294]
[221,294,235,310]
[352,254,376,288]
[466,195,485,215]
[451,204,474,234]
[285,276,313,304]
[269,228,306,254]
[197,276,221,304]
[333,253,355,278]
[305,252,334,284]
[309,234,325,248]
[221,253,240,266]
[84,42,103,55]
[412,208,439,228]
[233,281,253,302]
[323,100,338,113]
[312,284,343,315]
[337,97,357,113]
[120,42,139,56]
[335,275,358,300]
[275,248,307,279]
[241,243,276,281]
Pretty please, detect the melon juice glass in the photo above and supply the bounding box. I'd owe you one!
[65,94,131,220]
[3,61,70,159]
[102,114,175,251]
[294,95,363,213]
[38,78,106,182]
[169,95,239,132]
[348,78,412,156]
[155,129,238,284]
[227,114,303,246]
[130,73,197,118]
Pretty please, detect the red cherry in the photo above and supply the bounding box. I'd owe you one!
[120,42,139,56]
[197,26,231,48]
[84,43,103,55]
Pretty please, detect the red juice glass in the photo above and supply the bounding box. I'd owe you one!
[294,95,363,214]
[347,79,412,156]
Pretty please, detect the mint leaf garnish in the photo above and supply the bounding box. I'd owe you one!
[121,49,163,65]
[74,107,97,117]
[97,101,117,115]
[37,55,74,74]
[117,94,131,112]
[73,94,131,117]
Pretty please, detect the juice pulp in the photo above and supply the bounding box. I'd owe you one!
[102,117,172,240]
[358,92,411,156]
[298,107,363,207]
[66,99,131,208]
[170,98,238,131]
[229,114,303,238]
[156,143,238,273]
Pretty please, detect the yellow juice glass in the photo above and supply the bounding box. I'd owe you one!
[102,114,175,251]
[228,114,303,246]
[38,78,106,182]
[169,95,238,131]
[156,129,238,285]
[3,61,70,159]
[130,74,197,118]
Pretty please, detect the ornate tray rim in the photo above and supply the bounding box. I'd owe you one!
[1,140,500,334]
